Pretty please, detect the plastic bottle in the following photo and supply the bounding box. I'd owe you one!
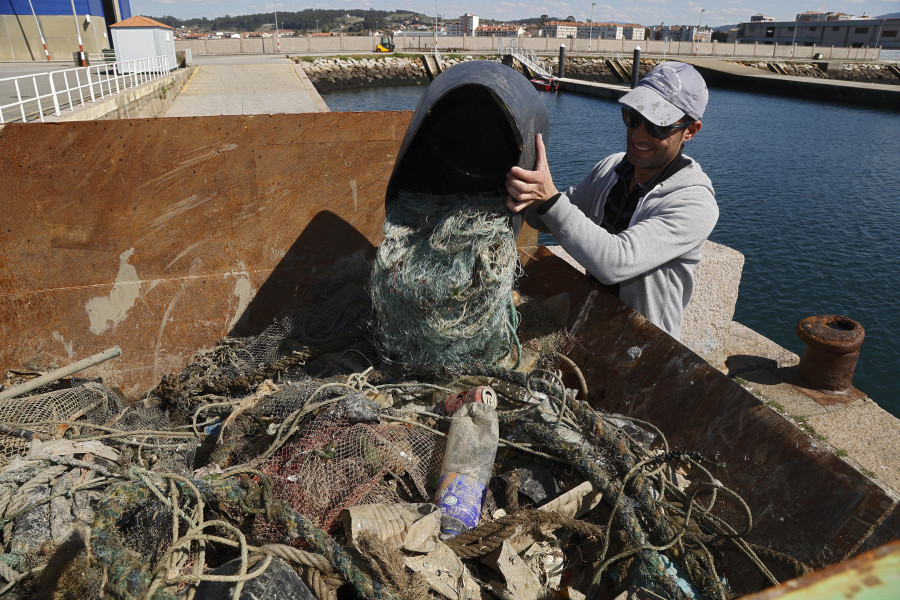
[433,402,499,539]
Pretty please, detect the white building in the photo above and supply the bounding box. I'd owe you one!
[541,20,644,40]
[623,25,646,41]
[540,22,577,38]
[737,14,899,48]
[460,13,479,36]
[597,23,623,39]
[109,16,176,73]
[475,25,523,37]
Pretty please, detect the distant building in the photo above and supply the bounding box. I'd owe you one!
[394,29,446,37]
[460,13,479,36]
[646,25,709,43]
[542,21,644,40]
[475,25,523,37]
[623,25,646,41]
[794,11,854,22]
[750,14,775,23]
[540,22,577,38]
[736,14,900,48]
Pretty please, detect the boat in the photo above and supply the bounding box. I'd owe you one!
[0,61,897,598]
[530,76,559,92]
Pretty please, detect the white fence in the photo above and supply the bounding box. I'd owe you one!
[0,55,171,124]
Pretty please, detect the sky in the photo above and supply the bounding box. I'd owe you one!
[128,1,898,27]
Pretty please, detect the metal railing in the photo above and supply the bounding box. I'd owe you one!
[498,40,552,79]
[0,55,171,124]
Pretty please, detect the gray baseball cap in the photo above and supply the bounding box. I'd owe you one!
[619,62,708,125]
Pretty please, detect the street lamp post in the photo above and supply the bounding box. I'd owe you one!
[873,18,886,59]
[589,2,595,53]
[661,22,668,59]
[274,3,280,54]
[694,8,705,55]
[434,0,438,50]
[790,15,798,57]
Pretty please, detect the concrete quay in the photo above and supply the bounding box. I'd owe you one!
[555,59,900,110]
[685,58,900,110]
[0,55,329,122]
[164,55,327,117]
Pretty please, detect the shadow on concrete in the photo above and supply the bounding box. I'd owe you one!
[724,354,779,379]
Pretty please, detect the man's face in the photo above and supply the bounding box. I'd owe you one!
[625,111,701,177]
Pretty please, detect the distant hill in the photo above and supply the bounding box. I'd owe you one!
[876,12,900,19]
[146,8,428,33]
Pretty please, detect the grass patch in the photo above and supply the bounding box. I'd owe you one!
[790,414,819,437]
[861,467,876,479]
[834,448,849,457]
[765,400,785,413]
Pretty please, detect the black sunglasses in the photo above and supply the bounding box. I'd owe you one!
[621,107,692,140]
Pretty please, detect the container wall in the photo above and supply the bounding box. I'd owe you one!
[0,112,412,396]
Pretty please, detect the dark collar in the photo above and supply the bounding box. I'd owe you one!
[616,149,690,191]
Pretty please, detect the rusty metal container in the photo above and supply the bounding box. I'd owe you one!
[0,112,897,596]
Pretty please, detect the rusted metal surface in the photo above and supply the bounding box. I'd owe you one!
[518,248,898,595]
[0,113,408,395]
[0,112,541,398]
[739,540,900,599]
[796,314,865,392]
[1,113,897,592]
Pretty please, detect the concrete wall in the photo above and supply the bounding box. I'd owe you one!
[175,35,881,62]
[1,13,109,61]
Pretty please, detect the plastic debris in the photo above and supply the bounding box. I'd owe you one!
[433,402,499,539]
[342,502,441,553]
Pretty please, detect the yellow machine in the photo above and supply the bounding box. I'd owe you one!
[375,36,394,52]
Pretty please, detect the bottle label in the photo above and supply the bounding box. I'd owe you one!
[434,472,486,530]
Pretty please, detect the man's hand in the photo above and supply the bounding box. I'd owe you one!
[505,133,558,214]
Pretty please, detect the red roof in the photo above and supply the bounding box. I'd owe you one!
[110,16,174,29]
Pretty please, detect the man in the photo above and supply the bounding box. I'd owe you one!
[506,61,717,340]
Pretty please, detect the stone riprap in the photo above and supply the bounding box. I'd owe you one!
[737,60,900,85]
[294,56,429,92]
[543,57,662,84]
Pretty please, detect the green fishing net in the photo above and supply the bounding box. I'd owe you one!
[371,192,520,374]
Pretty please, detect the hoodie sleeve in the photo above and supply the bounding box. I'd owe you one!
[523,154,621,234]
[538,164,718,285]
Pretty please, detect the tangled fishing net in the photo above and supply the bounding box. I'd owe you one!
[371,192,520,374]
[0,199,812,600]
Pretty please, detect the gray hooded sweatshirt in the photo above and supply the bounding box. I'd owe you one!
[526,151,718,339]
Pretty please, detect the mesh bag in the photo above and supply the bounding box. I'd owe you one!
[0,382,120,469]
[370,192,520,375]
[261,402,444,534]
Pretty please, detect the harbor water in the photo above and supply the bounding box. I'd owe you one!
[322,84,900,417]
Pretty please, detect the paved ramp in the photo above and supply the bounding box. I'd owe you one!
[165,55,328,116]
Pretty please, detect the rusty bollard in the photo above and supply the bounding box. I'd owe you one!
[795,315,865,392]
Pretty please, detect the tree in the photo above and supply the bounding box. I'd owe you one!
[540,14,549,24]
[565,15,575,22]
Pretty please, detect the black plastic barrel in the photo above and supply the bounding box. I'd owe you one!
[385,61,550,234]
